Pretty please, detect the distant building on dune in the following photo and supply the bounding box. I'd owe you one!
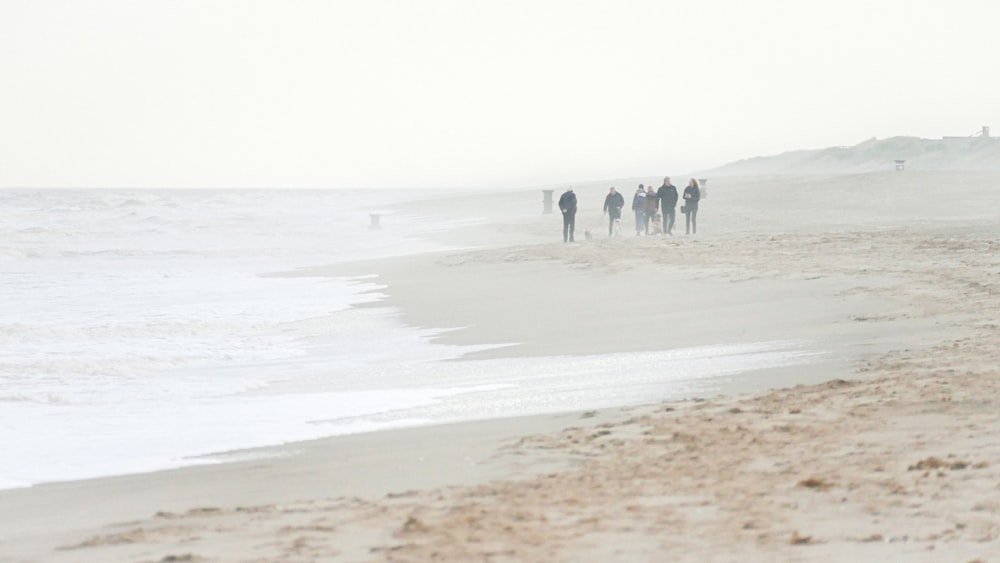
[943,125,990,141]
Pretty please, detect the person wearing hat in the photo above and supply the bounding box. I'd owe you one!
[558,187,578,242]
[631,185,646,236]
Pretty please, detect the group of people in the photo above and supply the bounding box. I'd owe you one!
[558,177,701,243]
[623,177,701,237]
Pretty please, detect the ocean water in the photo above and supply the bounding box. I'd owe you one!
[1,188,820,490]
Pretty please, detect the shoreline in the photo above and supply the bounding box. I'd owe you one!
[3,173,999,561]
[0,409,624,560]
[0,335,834,493]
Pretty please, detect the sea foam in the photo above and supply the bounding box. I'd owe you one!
[1,188,822,489]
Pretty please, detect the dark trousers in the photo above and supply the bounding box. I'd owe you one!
[662,207,676,233]
[608,213,618,236]
[562,211,576,242]
[685,206,698,234]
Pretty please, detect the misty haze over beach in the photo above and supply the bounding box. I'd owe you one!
[2,1,998,190]
[3,1,1000,561]
[5,163,1000,559]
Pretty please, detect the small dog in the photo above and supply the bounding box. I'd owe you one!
[651,213,664,236]
[612,218,622,237]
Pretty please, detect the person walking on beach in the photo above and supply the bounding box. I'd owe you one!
[603,186,625,237]
[682,178,701,235]
[558,187,578,242]
[631,185,646,236]
[643,185,659,235]
[656,176,678,236]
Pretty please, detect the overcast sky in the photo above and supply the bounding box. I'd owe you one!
[1,0,997,189]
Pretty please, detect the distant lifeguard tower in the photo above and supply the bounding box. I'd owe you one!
[541,189,555,214]
[894,160,906,172]
[698,178,708,199]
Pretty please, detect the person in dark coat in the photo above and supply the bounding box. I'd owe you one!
[682,178,701,234]
[656,176,679,236]
[631,185,646,236]
[558,187,578,242]
[602,186,625,237]
[643,185,659,235]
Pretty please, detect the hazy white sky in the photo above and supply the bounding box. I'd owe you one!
[1,0,997,189]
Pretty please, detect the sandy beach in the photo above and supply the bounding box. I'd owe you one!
[3,171,1000,562]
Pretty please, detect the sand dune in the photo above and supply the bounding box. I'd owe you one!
[705,136,1000,175]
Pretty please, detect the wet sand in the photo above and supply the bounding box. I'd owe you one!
[2,172,1000,562]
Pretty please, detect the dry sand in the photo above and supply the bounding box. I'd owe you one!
[2,171,1000,562]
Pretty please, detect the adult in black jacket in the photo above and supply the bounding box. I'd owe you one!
[682,178,701,234]
[656,177,679,236]
[602,187,625,237]
[558,188,578,242]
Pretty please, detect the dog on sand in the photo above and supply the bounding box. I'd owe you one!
[651,213,663,236]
